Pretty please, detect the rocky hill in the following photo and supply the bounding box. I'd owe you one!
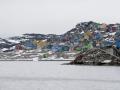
[0,21,120,52]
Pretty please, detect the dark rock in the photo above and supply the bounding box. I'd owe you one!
[71,48,120,65]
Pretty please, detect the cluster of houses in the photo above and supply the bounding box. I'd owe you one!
[62,21,120,49]
[0,21,120,54]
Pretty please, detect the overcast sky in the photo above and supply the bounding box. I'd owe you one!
[0,0,120,37]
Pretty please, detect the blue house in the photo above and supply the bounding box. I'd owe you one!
[23,40,37,49]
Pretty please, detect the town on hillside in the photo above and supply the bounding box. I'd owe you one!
[0,21,120,61]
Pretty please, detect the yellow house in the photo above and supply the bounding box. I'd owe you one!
[84,31,92,40]
[33,40,47,48]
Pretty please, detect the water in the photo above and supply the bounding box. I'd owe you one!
[0,61,120,90]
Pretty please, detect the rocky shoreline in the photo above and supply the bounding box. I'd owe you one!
[69,48,120,66]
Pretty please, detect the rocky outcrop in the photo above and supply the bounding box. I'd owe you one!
[70,48,120,65]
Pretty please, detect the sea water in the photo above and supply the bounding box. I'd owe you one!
[0,61,120,90]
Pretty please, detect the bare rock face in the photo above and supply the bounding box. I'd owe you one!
[71,48,120,65]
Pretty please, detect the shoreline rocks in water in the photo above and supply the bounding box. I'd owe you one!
[70,48,120,65]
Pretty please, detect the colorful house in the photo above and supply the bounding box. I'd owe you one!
[23,40,37,49]
[34,39,47,48]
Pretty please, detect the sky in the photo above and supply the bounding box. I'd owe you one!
[0,0,120,38]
